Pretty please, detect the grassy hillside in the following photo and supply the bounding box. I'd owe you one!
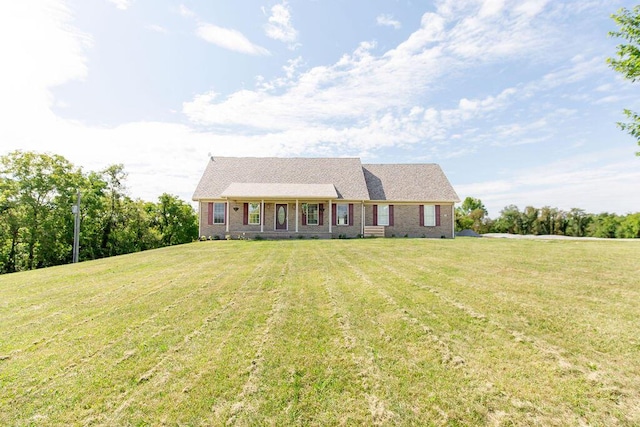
[1,238,639,425]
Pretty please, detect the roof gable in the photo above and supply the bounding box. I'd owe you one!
[362,164,460,202]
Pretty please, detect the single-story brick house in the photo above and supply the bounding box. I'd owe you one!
[192,157,460,239]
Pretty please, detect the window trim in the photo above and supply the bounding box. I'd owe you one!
[306,203,319,226]
[378,204,389,226]
[336,203,349,226]
[423,204,436,227]
[213,202,226,224]
[248,202,261,225]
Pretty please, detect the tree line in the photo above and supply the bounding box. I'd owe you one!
[456,197,640,238]
[0,151,198,274]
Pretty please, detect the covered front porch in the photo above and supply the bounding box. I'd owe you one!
[200,182,364,239]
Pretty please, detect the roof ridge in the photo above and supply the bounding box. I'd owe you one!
[211,156,362,160]
[362,163,439,166]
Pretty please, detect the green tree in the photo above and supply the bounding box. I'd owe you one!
[0,151,80,270]
[537,206,563,235]
[0,187,24,273]
[0,152,201,274]
[459,197,487,215]
[99,164,128,257]
[492,205,522,234]
[75,171,109,261]
[566,208,591,237]
[616,213,640,238]
[153,193,198,245]
[455,197,490,233]
[521,206,539,235]
[113,198,161,254]
[587,213,621,238]
[608,6,640,152]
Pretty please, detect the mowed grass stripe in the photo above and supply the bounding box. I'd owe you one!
[354,238,639,361]
[1,243,271,425]
[320,256,433,424]
[323,247,500,425]
[1,245,261,384]
[342,248,591,424]
[1,244,250,350]
[93,247,280,425]
[323,246,503,424]
[0,244,209,307]
[339,239,639,425]
[244,243,371,425]
[101,243,293,426]
[217,247,294,426]
[372,238,640,423]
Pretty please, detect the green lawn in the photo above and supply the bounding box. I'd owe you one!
[1,238,639,426]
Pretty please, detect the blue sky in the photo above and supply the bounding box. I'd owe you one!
[1,0,638,217]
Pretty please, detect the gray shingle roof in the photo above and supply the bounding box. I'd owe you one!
[362,164,460,202]
[192,157,371,201]
[193,157,459,203]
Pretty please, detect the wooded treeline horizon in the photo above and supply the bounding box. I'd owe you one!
[455,197,640,238]
[0,151,198,274]
[1,151,638,275]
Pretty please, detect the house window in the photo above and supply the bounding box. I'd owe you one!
[213,203,225,224]
[307,203,319,225]
[248,202,260,225]
[336,204,348,225]
[424,204,436,226]
[378,204,389,226]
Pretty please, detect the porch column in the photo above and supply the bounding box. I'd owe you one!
[225,198,230,233]
[361,202,365,236]
[295,200,299,233]
[329,199,332,234]
[261,199,264,233]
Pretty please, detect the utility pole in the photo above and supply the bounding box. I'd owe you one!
[72,191,81,263]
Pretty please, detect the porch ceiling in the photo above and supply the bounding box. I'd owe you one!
[220,182,338,199]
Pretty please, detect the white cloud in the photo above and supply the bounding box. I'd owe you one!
[179,4,195,18]
[181,0,558,146]
[196,23,270,56]
[444,3,552,60]
[595,95,622,104]
[145,24,167,33]
[283,56,305,79]
[3,0,563,171]
[180,0,630,181]
[478,0,505,17]
[394,13,446,53]
[514,0,549,18]
[376,14,401,29]
[539,55,606,89]
[264,1,299,48]
[107,0,132,10]
[0,0,90,134]
[178,3,269,56]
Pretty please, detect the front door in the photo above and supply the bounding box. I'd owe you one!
[275,204,287,230]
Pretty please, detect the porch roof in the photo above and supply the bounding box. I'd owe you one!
[220,183,338,199]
